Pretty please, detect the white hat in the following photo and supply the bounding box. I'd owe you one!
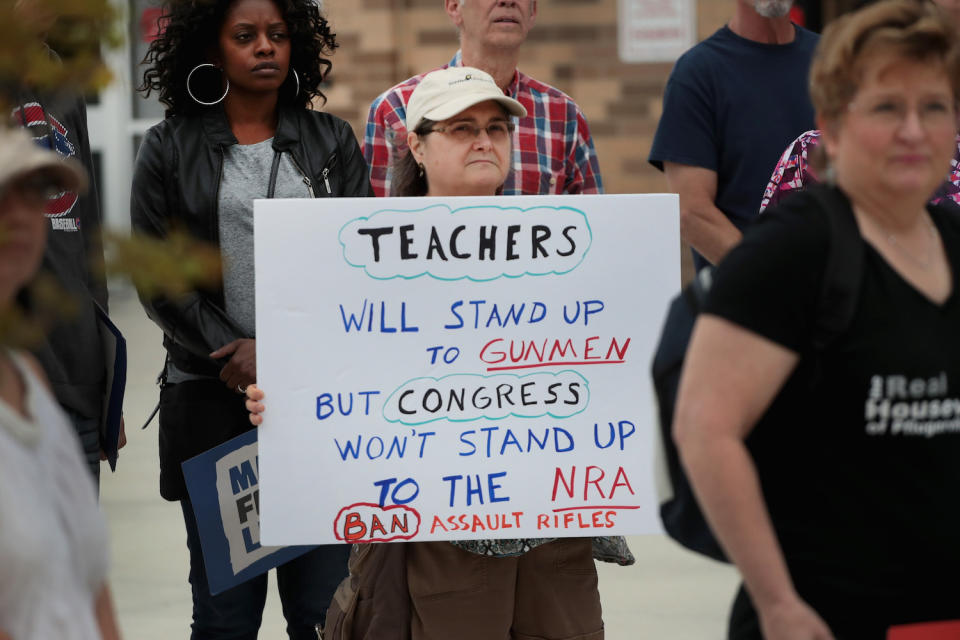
[405,67,527,132]
[0,126,87,196]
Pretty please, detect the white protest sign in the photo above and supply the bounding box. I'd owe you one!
[255,194,679,545]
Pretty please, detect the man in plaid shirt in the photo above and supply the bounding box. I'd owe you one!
[363,0,603,197]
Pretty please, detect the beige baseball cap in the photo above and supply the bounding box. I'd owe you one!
[0,126,87,198]
[405,67,527,131]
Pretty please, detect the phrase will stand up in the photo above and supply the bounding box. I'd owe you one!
[318,296,640,543]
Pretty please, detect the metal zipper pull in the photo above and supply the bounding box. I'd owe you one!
[322,168,331,194]
[288,155,315,197]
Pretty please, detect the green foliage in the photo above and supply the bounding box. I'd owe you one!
[103,230,224,300]
[0,1,230,350]
[0,273,79,350]
[0,0,121,106]
[1,231,224,349]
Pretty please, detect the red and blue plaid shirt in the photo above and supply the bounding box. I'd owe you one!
[362,52,603,197]
[761,129,960,212]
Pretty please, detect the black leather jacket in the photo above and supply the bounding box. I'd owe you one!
[131,104,373,377]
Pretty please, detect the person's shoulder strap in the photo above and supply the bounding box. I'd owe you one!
[683,266,714,312]
[806,184,864,351]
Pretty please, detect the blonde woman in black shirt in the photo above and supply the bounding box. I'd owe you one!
[675,2,960,638]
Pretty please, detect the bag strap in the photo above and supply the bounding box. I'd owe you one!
[682,265,715,313]
[807,185,865,351]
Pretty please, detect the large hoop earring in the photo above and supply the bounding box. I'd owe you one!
[290,68,300,98]
[187,63,229,106]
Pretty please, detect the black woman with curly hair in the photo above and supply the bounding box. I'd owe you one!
[131,0,372,637]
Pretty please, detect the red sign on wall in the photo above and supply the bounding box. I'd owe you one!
[140,7,167,43]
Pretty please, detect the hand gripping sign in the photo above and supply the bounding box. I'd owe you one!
[253,194,679,545]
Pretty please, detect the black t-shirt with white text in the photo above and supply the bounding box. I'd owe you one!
[705,190,960,636]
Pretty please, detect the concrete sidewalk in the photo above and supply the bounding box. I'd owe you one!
[100,288,739,639]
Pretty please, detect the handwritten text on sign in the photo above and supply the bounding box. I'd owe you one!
[254,195,679,545]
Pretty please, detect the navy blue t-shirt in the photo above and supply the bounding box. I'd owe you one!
[649,25,818,270]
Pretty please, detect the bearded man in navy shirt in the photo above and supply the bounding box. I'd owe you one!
[649,0,818,271]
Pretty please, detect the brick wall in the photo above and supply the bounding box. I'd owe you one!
[320,0,735,196]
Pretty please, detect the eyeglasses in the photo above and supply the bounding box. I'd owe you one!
[848,97,957,129]
[424,120,515,143]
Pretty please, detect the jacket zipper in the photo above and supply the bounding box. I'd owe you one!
[319,153,339,196]
[288,154,315,197]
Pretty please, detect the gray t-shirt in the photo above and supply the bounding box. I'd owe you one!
[167,138,310,384]
[219,138,311,336]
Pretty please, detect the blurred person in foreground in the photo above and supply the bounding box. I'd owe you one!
[9,0,119,485]
[132,0,371,637]
[674,1,960,638]
[0,126,120,639]
[248,67,606,640]
[762,0,960,213]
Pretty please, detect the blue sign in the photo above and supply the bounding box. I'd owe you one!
[182,429,317,595]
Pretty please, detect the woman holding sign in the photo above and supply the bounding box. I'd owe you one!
[674,1,960,638]
[132,0,371,637]
[247,67,605,640]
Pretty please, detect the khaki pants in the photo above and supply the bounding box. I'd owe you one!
[407,539,604,640]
